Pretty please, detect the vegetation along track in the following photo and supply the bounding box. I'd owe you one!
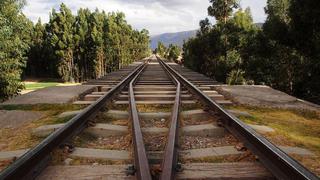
[0,56,318,179]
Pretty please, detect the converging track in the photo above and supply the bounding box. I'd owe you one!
[0,56,318,180]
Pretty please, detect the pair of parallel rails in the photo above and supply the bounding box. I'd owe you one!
[0,57,318,180]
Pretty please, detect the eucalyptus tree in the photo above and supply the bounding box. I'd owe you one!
[74,8,90,81]
[86,9,106,79]
[208,0,239,62]
[27,19,45,77]
[183,8,257,83]
[207,0,239,24]
[289,0,320,102]
[47,3,76,82]
[156,42,167,57]
[165,44,181,62]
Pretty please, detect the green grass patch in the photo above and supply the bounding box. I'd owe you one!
[46,115,75,125]
[137,104,172,112]
[227,105,320,176]
[25,82,60,90]
[228,105,320,152]
[0,104,84,113]
[181,103,203,111]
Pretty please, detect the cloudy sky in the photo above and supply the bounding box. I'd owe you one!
[23,0,267,35]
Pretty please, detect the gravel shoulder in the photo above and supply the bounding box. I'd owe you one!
[214,85,320,112]
[2,85,96,105]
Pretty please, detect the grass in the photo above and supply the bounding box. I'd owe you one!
[24,80,81,91]
[181,103,203,111]
[24,82,60,91]
[0,113,74,152]
[227,105,320,176]
[137,104,172,112]
[0,104,82,152]
[0,104,84,113]
[228,105,320,150]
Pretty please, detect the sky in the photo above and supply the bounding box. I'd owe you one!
[23,0,268,35]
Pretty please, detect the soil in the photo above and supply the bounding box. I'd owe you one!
[0,110,44,128]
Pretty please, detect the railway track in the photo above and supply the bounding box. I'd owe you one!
[0,55,318,179]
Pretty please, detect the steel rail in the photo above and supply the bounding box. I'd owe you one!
[128,62,152,180]
[0,62,146,180]
[158,59,181,180]
[158,57,319,180]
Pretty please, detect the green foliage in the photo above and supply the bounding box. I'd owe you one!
[0,0,32,101]
[183,8,256,82]
[0,2,150,101]
[183,0,320,104]
[208,0,239,23]
[26,19,45,76]
[25,4,150,82]
[25,82,59,90]
[165,44,181,62]
[289,0,320,102]
[226,69,245,85]
[155,42,167,57]
[47,3,75,82]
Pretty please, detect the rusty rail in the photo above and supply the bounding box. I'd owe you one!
[128,62,152,180]
[158,57,318,180]
[158,59,181,180]
[0,62,146,180]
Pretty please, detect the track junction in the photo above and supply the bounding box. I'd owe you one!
[0,55,318,180]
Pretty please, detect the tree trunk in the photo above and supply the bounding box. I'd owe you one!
[224,0,228,63]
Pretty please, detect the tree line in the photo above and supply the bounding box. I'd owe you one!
[183,0,320,104]
[155,42,182,63]
[0,1,150,101]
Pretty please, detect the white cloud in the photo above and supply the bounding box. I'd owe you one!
[240,0,267,23]
[23,0,267,35]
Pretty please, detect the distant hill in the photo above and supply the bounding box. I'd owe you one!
[150,30,197,50]
[150,23,263,50]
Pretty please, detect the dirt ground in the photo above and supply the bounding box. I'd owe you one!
[214,85,320,112]
[0,110,44,128]
[2,85,96,105]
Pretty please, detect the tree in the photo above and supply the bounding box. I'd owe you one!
[165,44,181,62]
[263,0,291,44]
[289,0,320,102]
[86,9,106,79]
[208,0,239,62]
[74,8,90,81]
[183,0,320,104]
[156,42,166,57]
[183,8,257,83]
[47,3,76,82]
[199,18,211,35]
[208,0,239,24]
[23,3,150,84]
[0,0,31,101]
[27,19,45,77]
